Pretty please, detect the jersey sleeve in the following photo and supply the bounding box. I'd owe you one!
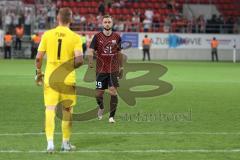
[89,35,97,50]
[38,32,47,52]
[74,35,83,52]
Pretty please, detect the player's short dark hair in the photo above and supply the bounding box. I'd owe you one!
[58,7,72,24]
[103,14,113,20]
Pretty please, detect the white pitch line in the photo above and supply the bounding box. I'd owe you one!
[1,131,240,136]
[1,149,240,153]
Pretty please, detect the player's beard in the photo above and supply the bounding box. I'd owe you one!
[104,27,112,31]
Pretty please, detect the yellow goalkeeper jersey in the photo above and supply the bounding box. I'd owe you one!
[38,26,82,85]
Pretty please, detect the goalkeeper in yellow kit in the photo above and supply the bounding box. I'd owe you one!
[35,8,83,153]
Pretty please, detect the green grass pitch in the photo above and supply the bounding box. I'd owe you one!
[0,59,240,160]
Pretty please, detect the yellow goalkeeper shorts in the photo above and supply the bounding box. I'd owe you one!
[44,83,76,107]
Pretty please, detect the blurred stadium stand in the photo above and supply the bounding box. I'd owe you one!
[0,0,239,59]
[57,0,240,33]
[0,0,240,33]
[0,0,239,34]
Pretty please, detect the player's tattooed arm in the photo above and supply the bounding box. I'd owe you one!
[118,52,124,68]
[35,51,45,70]
[118,52,124,79]
[35,51,45,86]
[88,48,94,68]
[74,50,83,69]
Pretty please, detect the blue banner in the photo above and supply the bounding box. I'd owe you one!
[121,33,139,48]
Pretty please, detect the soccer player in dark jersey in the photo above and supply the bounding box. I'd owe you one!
[88,15,123,123]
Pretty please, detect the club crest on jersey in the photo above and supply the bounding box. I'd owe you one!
[104,46,109,54]
[104,45,112,54]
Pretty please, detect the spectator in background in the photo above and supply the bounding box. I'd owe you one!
[31,32,41,59]
[118,19,125,31]
[47,7,52,28]
[98,1,105,15]
[133,9,141,20]
[143,17,152,32]
[38,11,46,29]
[24,10,32,35]
[144,8,154,22]
[152,13,160,32]
[12,11,20,30]
[19,12,25,26]
[211,37,219,62]
[225,17,234,34]
[131,12,140,32]
[237,17,240,33]
[233,18,237,33]
[81,33,87,58]
[97,13,103,31]
[80,15,87,31]
[31,33,41,59]
[73,12,81,24]
[49,5,56,28]
[163,15,171,33]
[112,0,125,8]
[142,35,152,61]
[133,9,141,17]
[113,19,119,31]
[167,0,179,11]
[88,15,96,31]
[124,17,132,32]
[178,16,188,33]
[15,24,24,50]
[107,2,113,13]
[0,11,2,29]
[187,16,196,33]
[4,32,13,59]
[197,15,206,33]
[5,11,12,33]
[167,0,173,9]
[217,15,224,33]
[207,14,218,33]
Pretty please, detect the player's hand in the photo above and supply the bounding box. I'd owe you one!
[118,67,124,79]
[35,69,44,86]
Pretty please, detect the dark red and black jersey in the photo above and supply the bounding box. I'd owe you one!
[90,32,121,73]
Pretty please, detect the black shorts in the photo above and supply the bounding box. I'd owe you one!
[96,72,119,90]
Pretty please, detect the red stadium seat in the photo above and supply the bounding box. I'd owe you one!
[78,7,86,14]
[139,2,145,9]
[62,1,69,7]
[115,8,121,15]
[72,7,78,14]
[55,0,239,33]
[122,8,129,15]
[132,3,139,9]
[80,1,86,7]
[91,1,98,7]
[69,1,76,7]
